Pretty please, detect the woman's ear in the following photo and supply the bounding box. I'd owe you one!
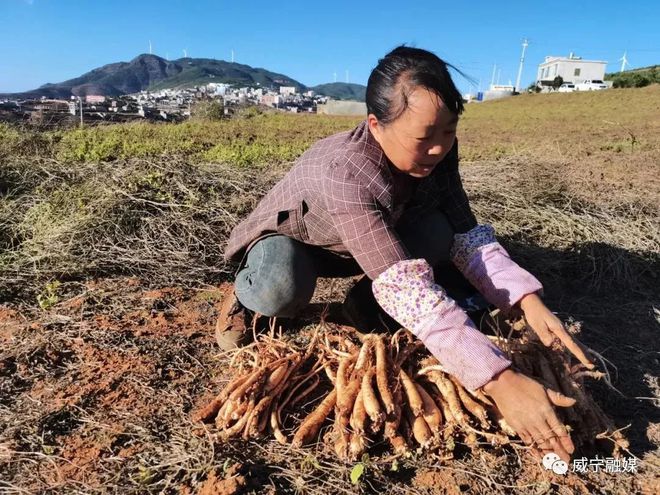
[367,114,382,143]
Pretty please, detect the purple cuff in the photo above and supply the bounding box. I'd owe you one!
[372,259,512,390]
[451,225,543,313]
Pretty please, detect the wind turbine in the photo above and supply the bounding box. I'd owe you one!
[619,51,629,72]
[149,40,152,54]
[183,48,188,58]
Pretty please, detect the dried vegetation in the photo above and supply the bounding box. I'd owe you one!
[1,86,659,493]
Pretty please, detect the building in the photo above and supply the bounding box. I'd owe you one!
[85,95,106,104]
[536,53,607,86]
[260,94,282,107]
[279,86,296,96]
[316,100,366,116]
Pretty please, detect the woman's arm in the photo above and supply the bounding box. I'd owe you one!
[323,161,511,389]
[451,224,594,368]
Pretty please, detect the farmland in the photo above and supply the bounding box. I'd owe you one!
[1,86,659,494]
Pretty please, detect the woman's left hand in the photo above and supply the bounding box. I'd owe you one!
[519,293,595,369]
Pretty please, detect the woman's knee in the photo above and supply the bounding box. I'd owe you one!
[235,235,317,317]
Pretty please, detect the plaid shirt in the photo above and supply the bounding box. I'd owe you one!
[225,119,477,279]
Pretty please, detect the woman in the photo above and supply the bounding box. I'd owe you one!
[218,46,594,463]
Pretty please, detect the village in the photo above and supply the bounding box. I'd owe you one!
[0,82,337,127]
[0,52,614,128]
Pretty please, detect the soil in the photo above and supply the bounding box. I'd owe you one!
[1,276,658,494]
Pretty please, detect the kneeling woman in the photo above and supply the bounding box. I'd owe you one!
[219,45,593,463]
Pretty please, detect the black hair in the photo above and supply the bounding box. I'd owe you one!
[366,45,465,124]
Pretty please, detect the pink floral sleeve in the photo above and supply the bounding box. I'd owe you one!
[371,259,511,390]
[451,224,543,313]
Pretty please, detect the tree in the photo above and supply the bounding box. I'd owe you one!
[190,99,224,121]
[552,76,564,90]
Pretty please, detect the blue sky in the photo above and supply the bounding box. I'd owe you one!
[2,0,659,94]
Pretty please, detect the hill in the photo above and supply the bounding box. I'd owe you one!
[310,82,366,101]
[605,64,659,88]
[1,54,307,99]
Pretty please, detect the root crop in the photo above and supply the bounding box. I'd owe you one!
[196,318,629,461]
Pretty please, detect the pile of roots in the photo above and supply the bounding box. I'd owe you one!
[196,318,629,461]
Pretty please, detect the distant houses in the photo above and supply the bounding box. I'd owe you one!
[536,53,607,88]
[0,81,367,126]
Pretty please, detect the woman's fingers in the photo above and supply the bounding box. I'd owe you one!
[532,321,555,346]
[546,388,577,408]
[547,321,595,368]
[545,409,575,455]
[531,425,571,463]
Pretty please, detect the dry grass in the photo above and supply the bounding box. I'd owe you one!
[1,86,659,493]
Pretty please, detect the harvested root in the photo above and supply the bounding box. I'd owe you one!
[374,335,395,414]
[292,389,337,448]
[197,317,628,461]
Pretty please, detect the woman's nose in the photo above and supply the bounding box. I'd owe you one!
[427,144,443,156]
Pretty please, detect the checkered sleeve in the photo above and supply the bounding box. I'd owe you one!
[323,160,409,280]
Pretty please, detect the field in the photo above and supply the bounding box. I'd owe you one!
[1,86,659,494]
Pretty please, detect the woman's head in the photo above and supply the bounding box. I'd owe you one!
[366,46,464,178]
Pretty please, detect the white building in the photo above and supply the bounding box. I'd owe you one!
[279,86,296,96]
[536,53,607,85]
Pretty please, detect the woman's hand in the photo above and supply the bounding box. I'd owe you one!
[519,293,595,369]
[482,368,576,462]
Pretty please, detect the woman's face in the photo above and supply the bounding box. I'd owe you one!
[368,86,458,178]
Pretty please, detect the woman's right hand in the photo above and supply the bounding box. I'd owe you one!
[482,368,576,463]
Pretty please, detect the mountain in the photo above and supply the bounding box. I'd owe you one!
[310,82,366,101]
[2,54,306,99]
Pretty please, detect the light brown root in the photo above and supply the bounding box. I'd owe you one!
[228,399,249,422]
[465,387,494,407]
[375,335,395,414]
[405,405,432,447]
[218,400,255,441]
[572,370,607,381]
[388,434,409,455]
[349,433,367,460]
[193,394,224,423]
[361,368,384,431]
[426,371,467,425]
[350,388,368,434]
[399,369,423,416]
[449,376,491,429]
[490,407,518,437]
[289,374,321,408]
[228,367,268,402]
[292,389,337,448]
[270,407,288,445]
[415,382,443,430]
[355,336,373,370]
[434,396,458,442]
[384,380,403,438]
[465,424,510,446]
[265,361,290,393]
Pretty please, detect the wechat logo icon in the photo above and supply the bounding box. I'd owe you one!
[542,453,569,475]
